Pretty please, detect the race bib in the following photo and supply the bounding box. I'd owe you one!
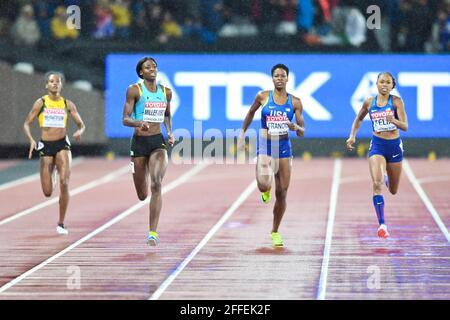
[42,108,66,128]
[371,110,397,132]
[143,101,166,123]
[266,115,289,135]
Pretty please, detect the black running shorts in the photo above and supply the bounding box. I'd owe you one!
[37,136,71,157]
[130,134,167,157]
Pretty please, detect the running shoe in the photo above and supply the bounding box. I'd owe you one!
[56,224,69,235]
[147,231,159,246]
[271,232,284,247]
[261,189,271,204]
[377,224,389,239]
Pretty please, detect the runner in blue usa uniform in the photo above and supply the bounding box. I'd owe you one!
[238,64,305,247]
[346,72,409,238]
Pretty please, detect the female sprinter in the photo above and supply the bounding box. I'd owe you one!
[238,63,305,247]
[23,71,85,235]
[122,57,174,246]
[346,72,408,238]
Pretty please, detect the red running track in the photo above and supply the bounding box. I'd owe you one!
[0,159,129,220]
[0,157,448,299]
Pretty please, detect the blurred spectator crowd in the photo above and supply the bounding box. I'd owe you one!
[0,0,449,52]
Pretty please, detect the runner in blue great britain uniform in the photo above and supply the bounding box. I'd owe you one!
[346,72,409,239]
[238,64,305,247]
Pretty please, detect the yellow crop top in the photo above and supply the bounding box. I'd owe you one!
[37,95,68,128]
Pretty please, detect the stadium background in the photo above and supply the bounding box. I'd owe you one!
[0,0,449,158]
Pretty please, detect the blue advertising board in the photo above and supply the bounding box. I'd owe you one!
[106,54,450,138]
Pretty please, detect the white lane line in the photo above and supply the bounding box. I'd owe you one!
[149,180,257,300]
[317,158,342,300]
[403,159,450,244]
[0,157,84,192]
[0,162,208,294]
[0,165,129,226]
[418,175,450,184]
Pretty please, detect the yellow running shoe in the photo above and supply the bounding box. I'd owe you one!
[261,188,271,204]
[271,232,284,247]
[147,231,159,246]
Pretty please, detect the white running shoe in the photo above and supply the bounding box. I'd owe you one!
[56,224,69,235]
[377,224,389,239]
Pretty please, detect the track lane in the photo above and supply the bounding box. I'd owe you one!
[324,158,450,300]
[0,160,195,292]
[158,159,336,300]
[0,163,254,299]
[0,160,20,171]
[0,159,123,220]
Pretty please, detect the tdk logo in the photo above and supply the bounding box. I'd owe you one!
[157,71,450,122]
